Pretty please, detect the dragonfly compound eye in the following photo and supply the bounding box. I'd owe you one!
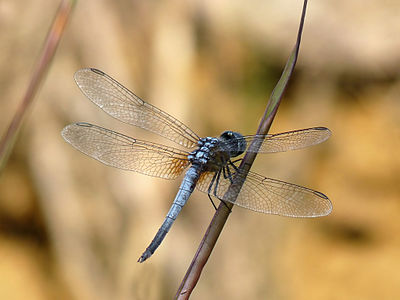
[220,131,246,157]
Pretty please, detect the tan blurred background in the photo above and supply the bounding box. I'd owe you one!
[1,0,399,299]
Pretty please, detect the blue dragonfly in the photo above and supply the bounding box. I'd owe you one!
[62,68,332,263]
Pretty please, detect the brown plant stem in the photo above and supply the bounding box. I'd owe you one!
[0,0,76,172]
[175,0,308,298]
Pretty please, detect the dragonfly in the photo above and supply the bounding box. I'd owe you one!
[61,68,332,263]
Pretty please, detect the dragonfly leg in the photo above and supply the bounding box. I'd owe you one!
[207,171,219,210]
[224,165,234,184]
[213,169,222,197]
[208,194,218,210]
[228,160,239,171]
[215,168,232,212]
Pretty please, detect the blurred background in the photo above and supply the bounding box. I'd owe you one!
[0,0,399,299]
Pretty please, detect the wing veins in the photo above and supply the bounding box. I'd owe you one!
[62,123,190,179]
[74,68,200,149]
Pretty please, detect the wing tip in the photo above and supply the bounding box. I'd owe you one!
[89,68,105,75]
[61,124,74,144]
[312,190,333,217]
[314,126,332,141]
[74,68,105,81]
[60,126,68,140]
[61,122,93,141]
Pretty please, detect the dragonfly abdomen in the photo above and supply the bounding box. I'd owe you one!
[138,166,201,262]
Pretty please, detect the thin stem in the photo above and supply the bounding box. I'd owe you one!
[0,0,76,172]
[175,0,308,298]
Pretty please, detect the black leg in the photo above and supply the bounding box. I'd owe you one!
[208,194,218,210]
[207,172,217,194]
[206,172,219,210]
[229,160,239,171]
[213,169,222,197]
[222,166,229,179]
[214,167,232,212]
[225,165,234,184]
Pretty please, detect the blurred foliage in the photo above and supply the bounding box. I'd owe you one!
[0,0,399,300]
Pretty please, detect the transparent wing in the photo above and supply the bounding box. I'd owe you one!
[219,127,331,154]
[196,167,332,217]
[74,68,200,149]
[61,122,190,179]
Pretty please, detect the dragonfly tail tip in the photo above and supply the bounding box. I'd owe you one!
[137,250,152,263]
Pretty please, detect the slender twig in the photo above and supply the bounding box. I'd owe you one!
[0,0,76,172]
[175,0,308,298]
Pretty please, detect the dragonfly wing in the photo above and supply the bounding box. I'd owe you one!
[74,68,200,149]
[61,123,190,179]
[237,127,331,153]
[196,167,332,217]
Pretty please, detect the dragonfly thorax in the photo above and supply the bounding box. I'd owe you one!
[188,132,247,172]
[188,137,219,170]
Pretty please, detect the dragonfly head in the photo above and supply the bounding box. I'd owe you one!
[220,131,247,158]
